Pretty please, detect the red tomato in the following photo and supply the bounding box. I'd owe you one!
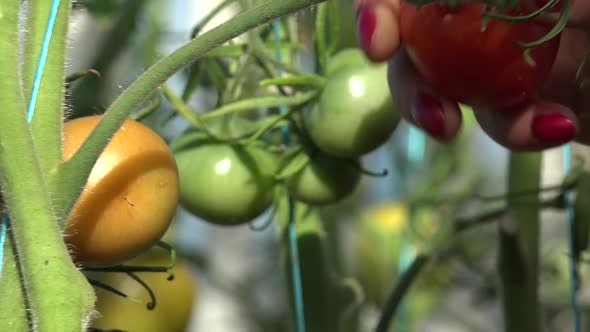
[399,2,561,108]
[536,0,564,12]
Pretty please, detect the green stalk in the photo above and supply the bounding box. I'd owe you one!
[0,231,28,331]
[315,2,328,73]
[54,0,327,224]
[202,92,317,119]
[0,3,95,330]
[23,1,49,99]
[24,0,72,197]
[499,152,542,332]
[280,199,362,332]
[162,84,207,130]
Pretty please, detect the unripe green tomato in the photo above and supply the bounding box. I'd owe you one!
[325,48,371,76]
[285,152,361,206]
[305,64,400,157]
[174,139,278,226]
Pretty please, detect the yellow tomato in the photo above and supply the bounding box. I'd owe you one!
[351,202,445,309]
[90,254,197,332]
[62,115,179,267]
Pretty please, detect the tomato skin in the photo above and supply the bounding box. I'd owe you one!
[325,48,371,76]
[63,116,179,267]
[285,152,362,206]
[174,139,278,226]
[306,64,399,157]
[399,2,561,108]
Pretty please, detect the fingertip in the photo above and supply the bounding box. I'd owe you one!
[474,101,578,151]
[356,4,400,63]
[386,47,462,142]
[410,93,463,142]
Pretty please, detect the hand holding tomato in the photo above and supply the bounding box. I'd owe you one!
[354,0,590,150]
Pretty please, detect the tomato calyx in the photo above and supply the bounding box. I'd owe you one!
[84,241,178,313]
[481,0,570,48]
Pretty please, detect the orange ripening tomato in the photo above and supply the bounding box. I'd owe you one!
[62,115,179,267]
[399,2,561,108]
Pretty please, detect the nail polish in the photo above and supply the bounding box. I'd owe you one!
[532,114,576,145]
[412,94,446,139]
[356,7,377,53]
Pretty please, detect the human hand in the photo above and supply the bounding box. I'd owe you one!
[354,0,590,150]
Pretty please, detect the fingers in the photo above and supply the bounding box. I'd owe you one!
[354,0,401,62]
[473,101,578,151]
[387,47,463,142]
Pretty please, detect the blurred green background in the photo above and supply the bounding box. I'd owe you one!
[68,1,590,331]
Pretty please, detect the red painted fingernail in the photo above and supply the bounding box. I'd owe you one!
[531,114,576,145]
[356,7,377,53]
[412,94,446,139]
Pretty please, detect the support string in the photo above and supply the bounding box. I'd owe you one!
[272,18,306,332]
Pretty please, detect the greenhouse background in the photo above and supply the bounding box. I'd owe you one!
[60,1,586,331]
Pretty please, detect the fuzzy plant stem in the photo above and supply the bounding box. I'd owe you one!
[499,152,542,332]
[54,0,327,226]
[0,228,28,331]
[0,2,96,331]
[23,0,71,186]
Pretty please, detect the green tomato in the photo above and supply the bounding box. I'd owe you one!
[285,151,361,206]
[174,139,278,226]
[305,64,400,157]
[325,48,371,76]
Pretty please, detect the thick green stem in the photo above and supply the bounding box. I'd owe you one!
[280,199,360,332]
[54,0,327,224]
[0,230,28,331]
[0,3,95,330]
[499,152,542,332]
[24,0,72,199]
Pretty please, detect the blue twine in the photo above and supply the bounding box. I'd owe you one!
[272,19,306,332]
[0,0,62,284]
[407,126,426,164]
[563,144,582,332]
[0,215,8,279]
[27,0,62,122]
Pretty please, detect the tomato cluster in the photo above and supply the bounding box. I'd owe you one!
[171,48,400,226]
[292,49,399,203]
